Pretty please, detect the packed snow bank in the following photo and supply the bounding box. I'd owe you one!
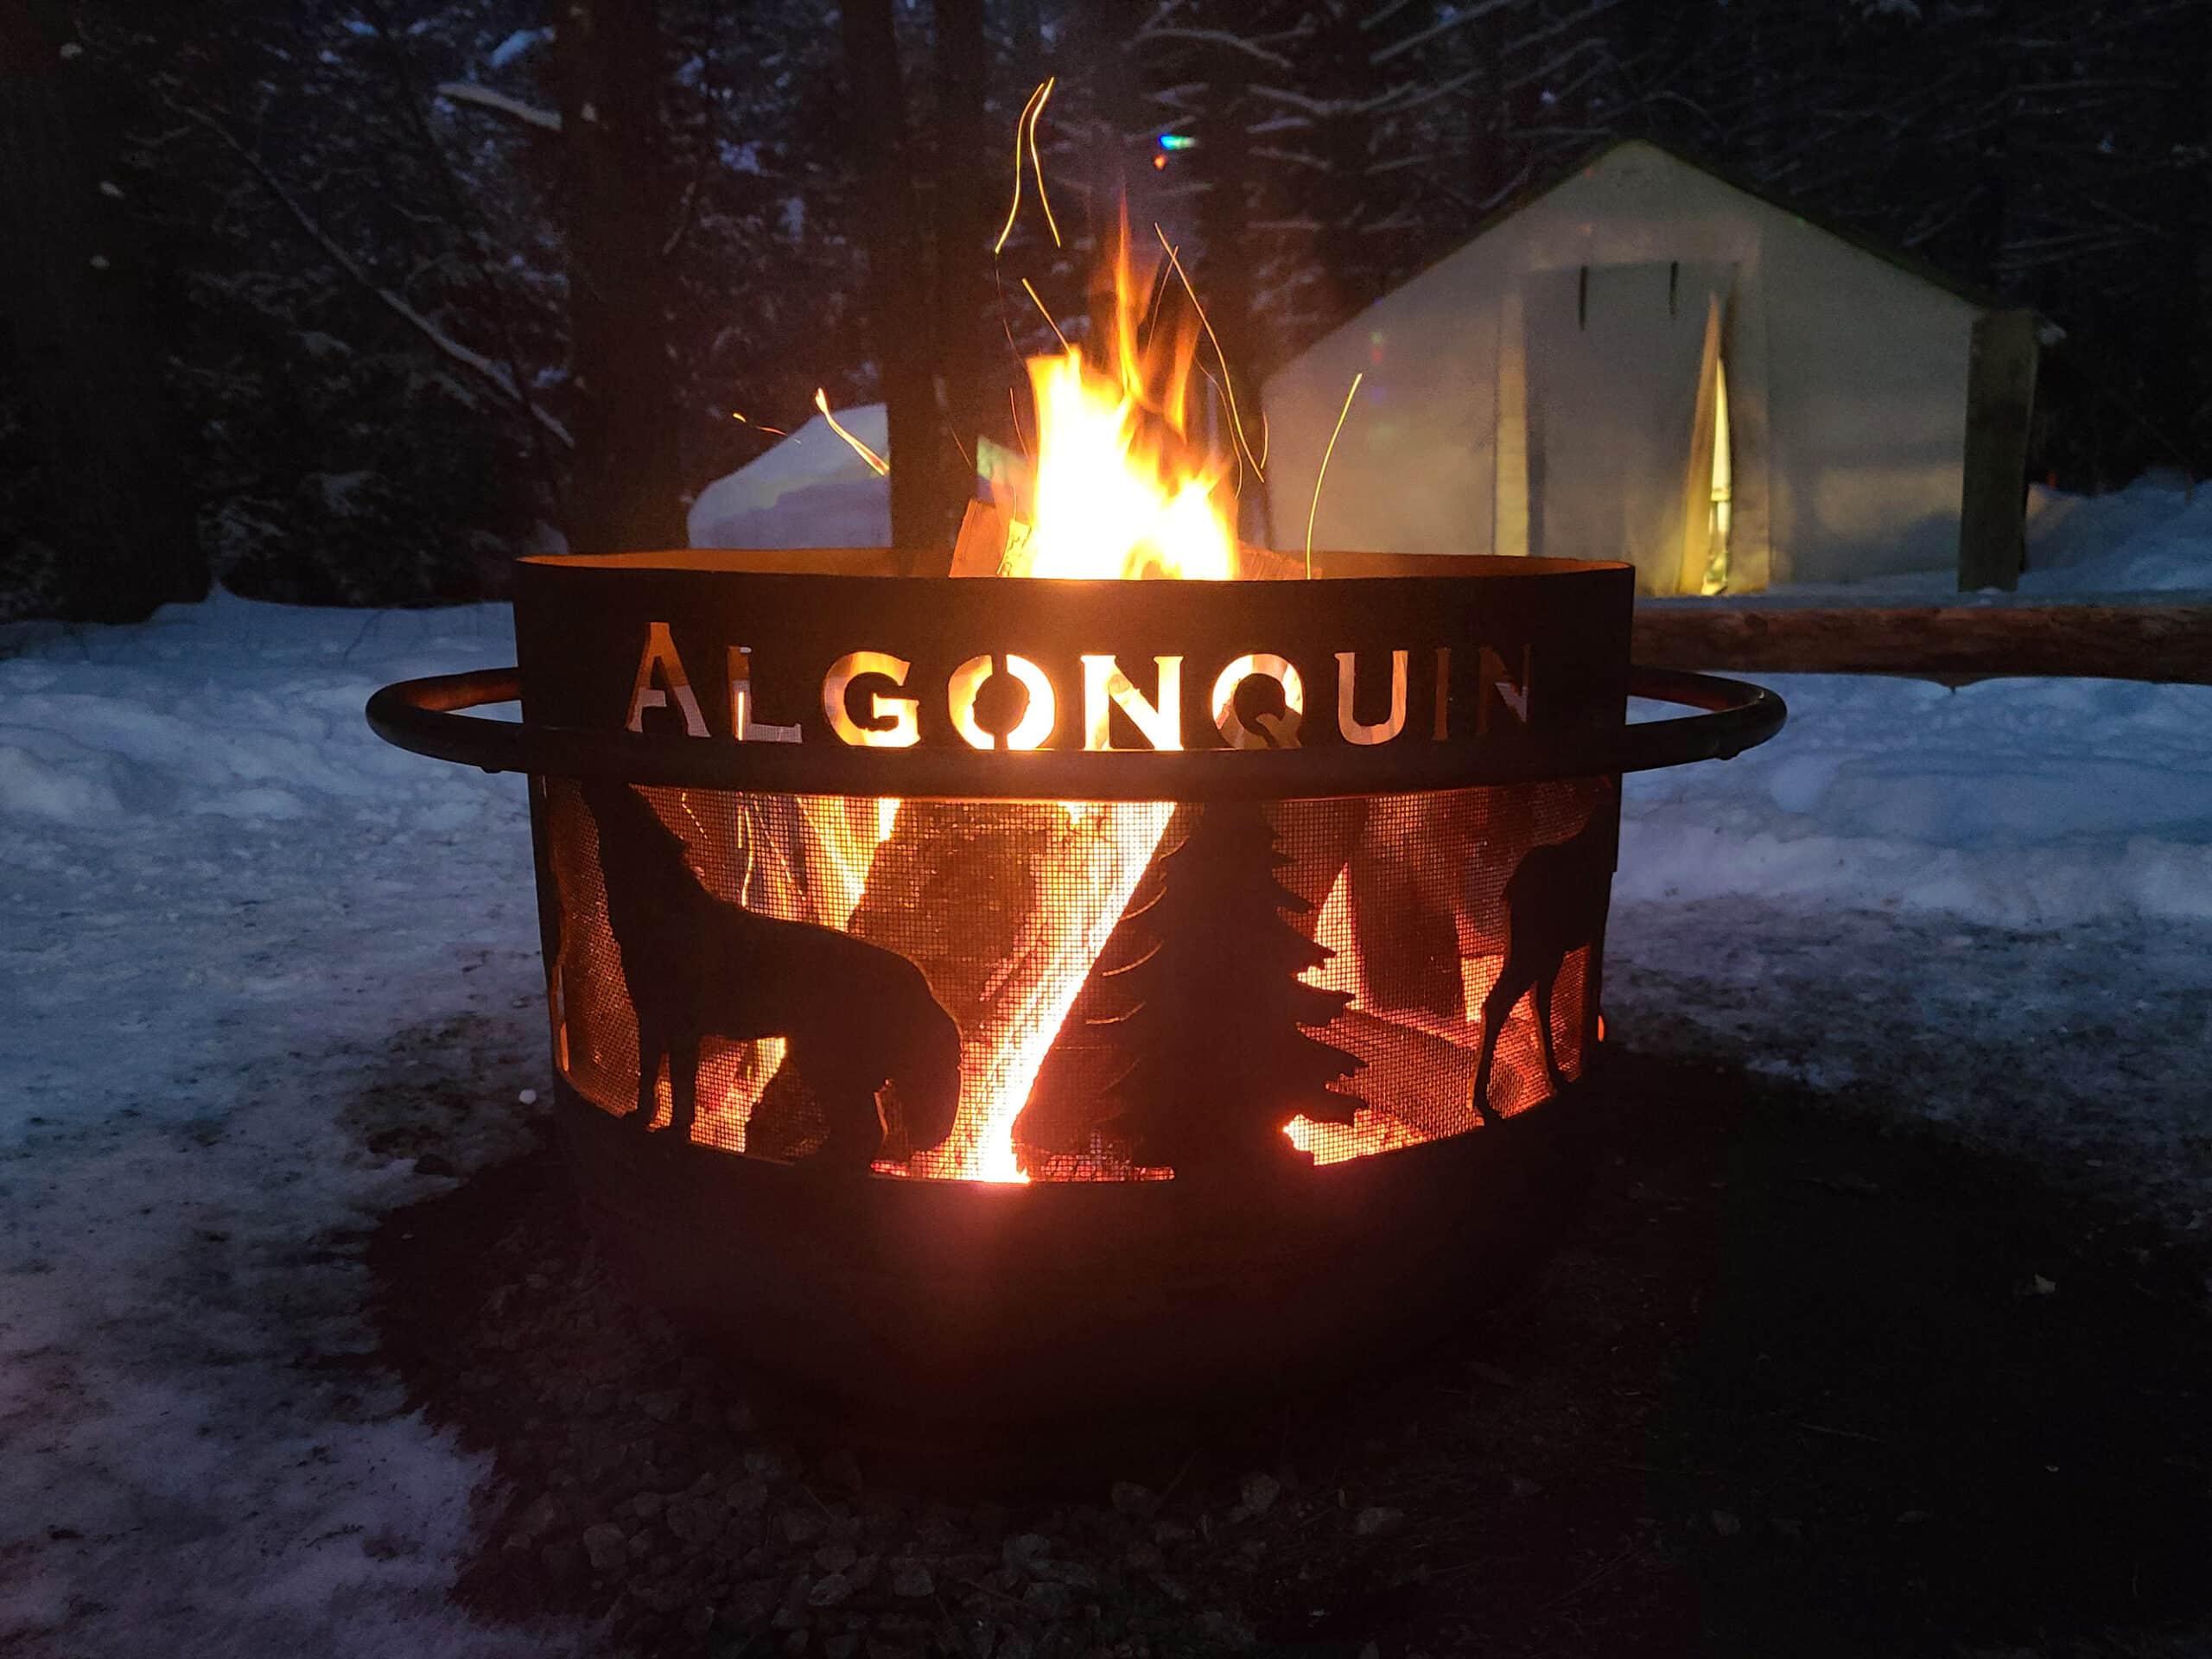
[0,595,518,827]
[1621,672,2212,927]
[2021,471,2212,594]
[687,403,889,550]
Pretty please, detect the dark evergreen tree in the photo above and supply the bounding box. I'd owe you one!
[1106,802,1363,1179]
[554,0,686,553]
[10,0,2212,620]
[0,0,204,621]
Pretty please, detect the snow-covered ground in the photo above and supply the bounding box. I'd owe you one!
[1,482,2208,1655]
[0,598,553,1657]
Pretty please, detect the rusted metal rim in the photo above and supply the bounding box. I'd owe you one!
[365,664,1783,799]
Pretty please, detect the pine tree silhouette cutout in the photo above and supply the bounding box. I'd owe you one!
[1104,802,1365,1179]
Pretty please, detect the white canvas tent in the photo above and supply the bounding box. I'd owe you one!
[1262,140,2038,594]
[688,403,891,550]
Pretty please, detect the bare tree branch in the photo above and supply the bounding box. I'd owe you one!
[1133,26,1294,69]
[433,80,563,132]
[174,104,574,449]
[1370,0,1522,67]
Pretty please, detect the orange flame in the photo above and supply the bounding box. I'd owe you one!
[918,214,1243,1183]
[1010,216,1236,582]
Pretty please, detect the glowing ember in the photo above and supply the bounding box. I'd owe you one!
[1285,1108,1421,1165]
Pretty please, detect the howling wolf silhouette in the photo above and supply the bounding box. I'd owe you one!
[580,779,962,1168]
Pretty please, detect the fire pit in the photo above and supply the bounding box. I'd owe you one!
[368,550,1781,1421]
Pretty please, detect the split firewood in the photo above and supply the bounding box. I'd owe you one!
[949,498,1012,577]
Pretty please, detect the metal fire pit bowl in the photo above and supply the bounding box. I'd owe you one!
[369,550,1783,1424]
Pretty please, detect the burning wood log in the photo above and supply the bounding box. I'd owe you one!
[1010,806,1192,1166]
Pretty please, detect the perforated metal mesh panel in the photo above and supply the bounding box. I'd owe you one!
[535,776,1612,1180]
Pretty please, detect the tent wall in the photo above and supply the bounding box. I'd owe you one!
[1258,251,1503,560]
[1758,209,1980,585]
[1262,141,1995,590]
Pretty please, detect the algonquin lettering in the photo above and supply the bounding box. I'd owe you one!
[1478,645,1533,734]
[822,651,920,747]
[728,645,799,744]
[1081,654,1182,752]
[947,653,1056,751]
[620,624,1535,750]
[1211,654,1304,750]
[626,620,708,737]
[1335,649,1408,746]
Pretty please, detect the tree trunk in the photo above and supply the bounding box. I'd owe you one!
[554,0,685,553]
[1194,55,1260,530]
[1007,0,1043,83]
[840,0,956,569]
[1065,0,1146,340]
[1969,0,2023,292]
[0,1,204,621]
[931,0,991,519]
[2155,0,2212,461]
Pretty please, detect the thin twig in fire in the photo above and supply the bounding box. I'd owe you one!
[991,264,1037,464]
[1020,278,1071,353]
[1025,79,1062,249]
[813,389,890,476]
[1306,372,1364,579]
[993,79,1059,257]
[1153,225,1264,482]
[992,80,1065,467]
[1196,362,1246,505]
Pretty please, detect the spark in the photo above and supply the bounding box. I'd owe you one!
[1027,77,1061,249]
[993,79,1052,257]
[731,412,787,436]
[1306,372,1363,580]
[1141,244,1177,339]
[1020,277,1070,353]
[814,388,889,476]
[1153,224,1262,481]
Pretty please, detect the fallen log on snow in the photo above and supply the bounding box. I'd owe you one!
[1632,603,2212,685]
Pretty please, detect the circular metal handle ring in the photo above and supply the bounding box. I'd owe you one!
[365,665,1784,801]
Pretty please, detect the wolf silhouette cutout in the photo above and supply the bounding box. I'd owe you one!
[1470,786,1615,1125]
[578,779,962,1168]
